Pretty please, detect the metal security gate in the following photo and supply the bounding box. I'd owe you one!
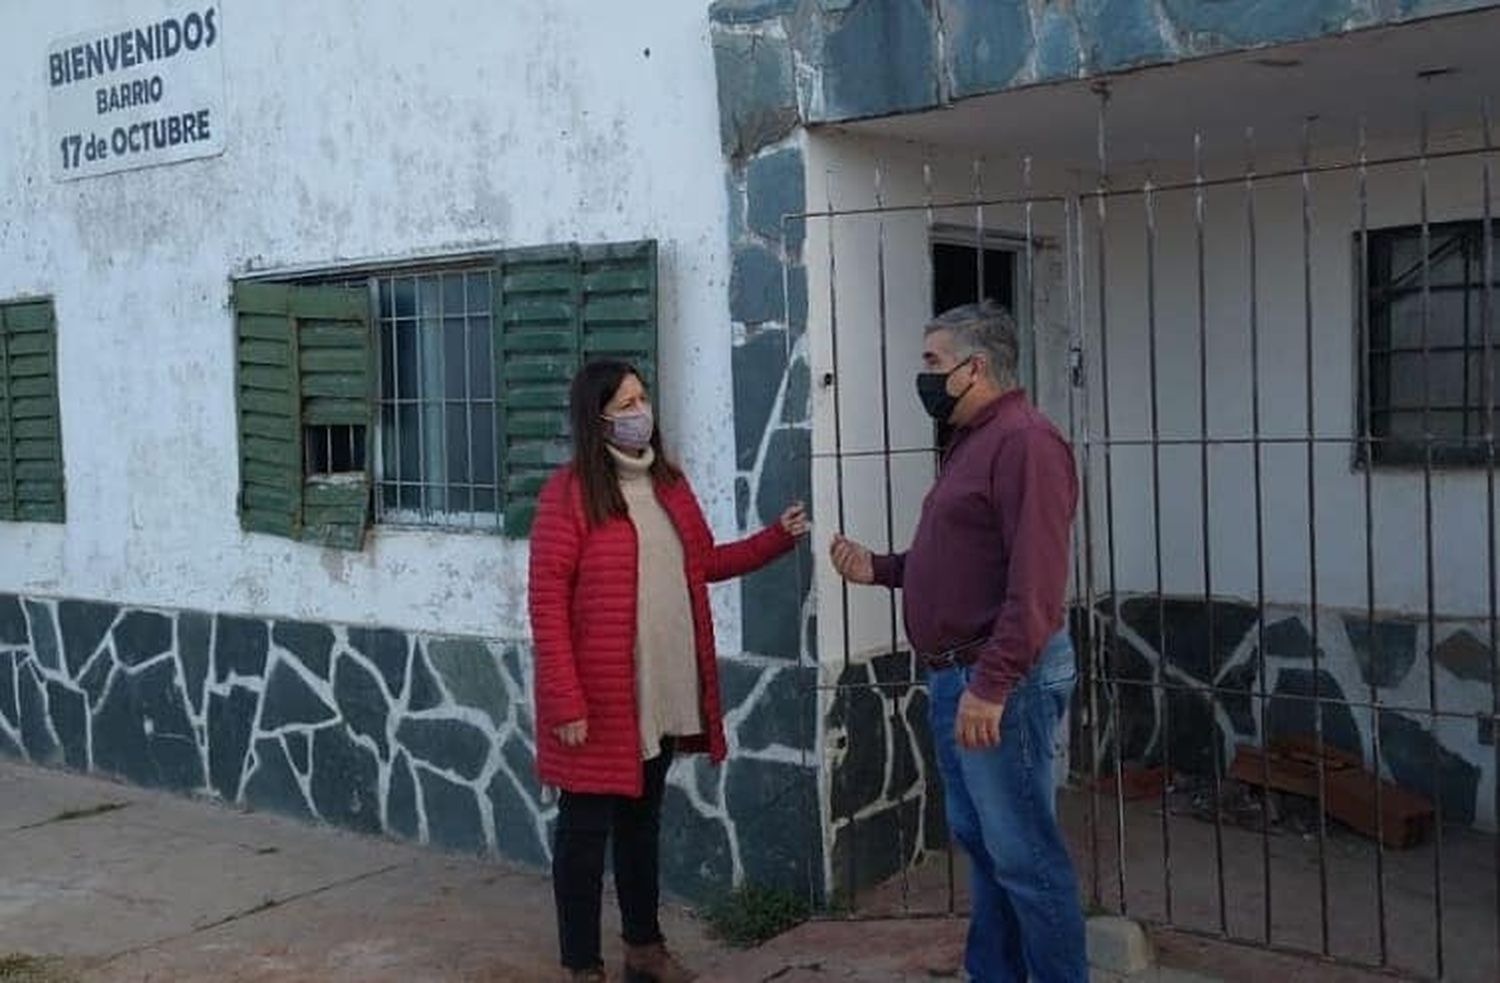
[795,87,1500,981]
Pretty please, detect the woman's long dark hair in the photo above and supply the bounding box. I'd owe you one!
[569,359,682,527]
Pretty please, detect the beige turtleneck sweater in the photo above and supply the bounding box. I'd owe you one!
[609,445,701,760]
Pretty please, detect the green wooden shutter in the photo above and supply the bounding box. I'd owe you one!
[494,245,582,537]
[581,241,658,392]
[0,300,65,523]
[493,240,657,537]
[297,289,374,549]
[234,281,373,549]
[235,282,302,538]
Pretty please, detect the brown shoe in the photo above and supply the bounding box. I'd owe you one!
[623,942,696,983]
[563,967,608,982]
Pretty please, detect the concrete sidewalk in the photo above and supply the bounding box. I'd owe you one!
[1,760,1372,982]
[0,760,728,982]
[1,760,969,982]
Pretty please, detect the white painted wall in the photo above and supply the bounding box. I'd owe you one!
[1079,143,1498,619]
[0,1,744,647]
[807,124,1500,668]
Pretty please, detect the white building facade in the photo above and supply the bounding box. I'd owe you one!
[4,1,1499,940]
[1,0,811,903]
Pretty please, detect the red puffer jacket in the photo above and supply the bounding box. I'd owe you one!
[528,465,796,797]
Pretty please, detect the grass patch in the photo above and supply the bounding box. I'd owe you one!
[0,953,75,983]
[702,884,812,948]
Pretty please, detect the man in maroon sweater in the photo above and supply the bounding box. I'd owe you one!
[831,301,1086,982]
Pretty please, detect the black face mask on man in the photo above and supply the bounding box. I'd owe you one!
[916,356,975,422]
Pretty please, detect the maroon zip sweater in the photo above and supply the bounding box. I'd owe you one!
[871,389,1078,705]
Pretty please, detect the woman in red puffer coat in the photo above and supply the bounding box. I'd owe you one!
[529,359,807,983]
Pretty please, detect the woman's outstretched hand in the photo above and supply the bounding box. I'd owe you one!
[780,502,810,537]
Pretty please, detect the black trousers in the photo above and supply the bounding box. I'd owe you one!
[553,740,673,970]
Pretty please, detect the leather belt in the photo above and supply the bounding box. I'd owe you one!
[918,636,987,671]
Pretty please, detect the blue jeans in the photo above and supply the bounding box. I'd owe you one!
[928,631,1088,983]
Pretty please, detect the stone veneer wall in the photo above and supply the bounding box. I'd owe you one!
[725,136,812,667]
[0,593,820,903]
[824,652,944,896]
[1090,595,1498,832]
[715,0,825,903]
[820,595,1499,897]
[710,0,1500,127]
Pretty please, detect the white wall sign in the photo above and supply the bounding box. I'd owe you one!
[47,5,225,181]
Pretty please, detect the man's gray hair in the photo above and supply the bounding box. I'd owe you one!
[925,300,1019,387]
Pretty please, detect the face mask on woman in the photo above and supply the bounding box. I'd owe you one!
[603,407,654,451]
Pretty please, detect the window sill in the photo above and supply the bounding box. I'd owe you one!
[373,511,507,538]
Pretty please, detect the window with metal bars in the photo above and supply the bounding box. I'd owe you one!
[372,268,500,530]
[304,423,367,476]
[1362,220,1499,467]
[235,241,658,544]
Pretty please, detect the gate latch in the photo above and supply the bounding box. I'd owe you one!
[1068,344,1085,388]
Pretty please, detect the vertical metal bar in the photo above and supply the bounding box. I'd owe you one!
[437,274,451,521]
[369,277,387,523]
[490,269,502,532]
[1193,133,1230,938]
[1463,231,1475,445]
[464,276,476,529]
[1417,105,1446,982]
[1355,119,1391,968]
[1025,156,1038,391]
[390,279,405,517]
[412,276,428,522]
[1092,82,1130,916]
[973,155,987,511]
[779,205,819,915]
[1143,168,1174,926]
[926,154,941,478]
[1245,127,1274,947]
[974,157,986,307]
[1481,98,1500,982]
[1300,118,1333,959]
[822,168,857,913]
[872,160,911,913]
[925,154,957,917]
[1070,188,1105,910]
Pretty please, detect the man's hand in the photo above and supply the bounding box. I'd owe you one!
[554,719,588,747]
[955,690,1004,749]
[830,535,875,585]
